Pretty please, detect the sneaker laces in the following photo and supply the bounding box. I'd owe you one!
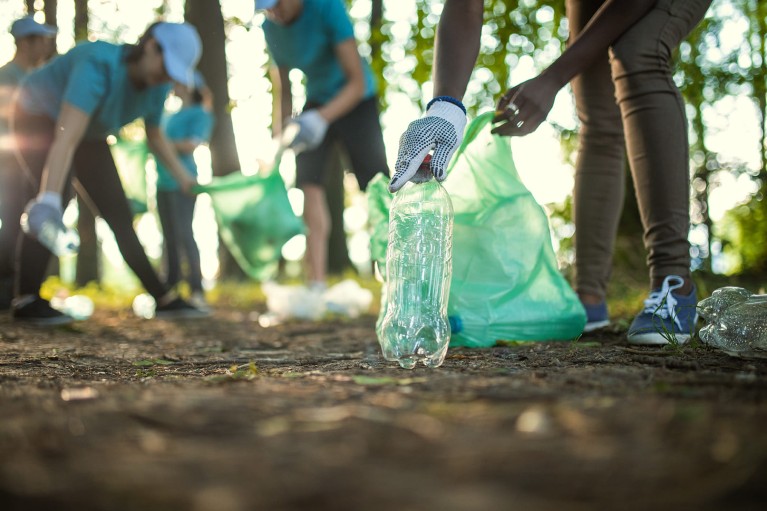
[641,275,685,330]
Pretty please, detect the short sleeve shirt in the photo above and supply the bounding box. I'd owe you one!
[0,61,27,135]
[156,105,214,191]
[262,0,376,105]
[17,41,171,140]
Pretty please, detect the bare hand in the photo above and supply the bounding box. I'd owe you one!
[491,75,560,137]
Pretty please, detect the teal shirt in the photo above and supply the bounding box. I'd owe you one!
[156,105,214,191]
[17,41,170,139]
[0,61,27,134]
[263,0,376,105]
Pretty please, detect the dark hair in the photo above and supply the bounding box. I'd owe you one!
[192,87,204,104]
[124,21,163,63]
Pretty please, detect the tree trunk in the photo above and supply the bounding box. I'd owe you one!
[184,1,240,177]
[43,0,57,26]
[184,0,246,280]
[25,0,34,15]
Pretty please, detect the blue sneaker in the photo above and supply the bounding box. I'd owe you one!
[627,275,698,345]
[582,301,609,332]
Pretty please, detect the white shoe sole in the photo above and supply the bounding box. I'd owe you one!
[627,331,691,346]
[583,320,610,333]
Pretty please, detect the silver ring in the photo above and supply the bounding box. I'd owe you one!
[507,102,520,116]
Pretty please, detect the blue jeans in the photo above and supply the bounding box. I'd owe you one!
[156,189,203,293]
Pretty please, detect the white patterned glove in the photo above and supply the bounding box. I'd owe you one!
[389,98,467,193]
[289,110,329,153]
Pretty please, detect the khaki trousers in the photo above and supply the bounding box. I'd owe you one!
[567,0,713,299]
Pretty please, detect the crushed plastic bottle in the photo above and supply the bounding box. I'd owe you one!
[697,287,767,352]
[132,293,156,319]
[20,203,80,256]
[378,156,454,369]
[50,294,94,320]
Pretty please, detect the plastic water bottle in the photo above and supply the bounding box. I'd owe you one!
[20,204,80,256]
[132,293,156,319]
[378,156,454,369]
[697,287,767,352]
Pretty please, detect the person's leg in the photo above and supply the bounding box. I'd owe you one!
[301,184,330,286]
[156,190,182,289]
[332,97,390,192]
[611,0,712,289]
[610,0,713,343]
[11,108,58,299]
[0,152,33,308]
[296,120,333,287]
[176,192,203,293]
[71,140,170,300]
[567,0,627,310]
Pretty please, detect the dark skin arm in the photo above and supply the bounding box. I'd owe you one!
[432,0,484,100]
[492,0,657,136]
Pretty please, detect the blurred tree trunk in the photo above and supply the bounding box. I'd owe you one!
[25,0,34,15]
[43,0,57,26]
[185,1,246,280]
[754,0,767,182]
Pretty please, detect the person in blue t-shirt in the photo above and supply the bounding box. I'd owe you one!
[0,16,58,310]
[154,72,214,311]
[256,0,390,290]
[8,21,209,325]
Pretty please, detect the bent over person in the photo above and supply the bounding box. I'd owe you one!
[9,22,210,325]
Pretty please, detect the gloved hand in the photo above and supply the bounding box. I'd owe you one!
[389,98,467,193]
[289,110,329,153]
[20,192,79,255]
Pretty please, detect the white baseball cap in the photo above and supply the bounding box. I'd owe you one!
[10,16,58,39]
[255,0,278,10]
[151,22,202,88]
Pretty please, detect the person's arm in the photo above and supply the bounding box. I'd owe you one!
[39,102,90,198]
[389,0,484,192]
[493,0,657,136]
[145,125,196,193]
[21,102,89,248]
[317,39,365,122]
[172,139,201,154]
[433,0,484,100]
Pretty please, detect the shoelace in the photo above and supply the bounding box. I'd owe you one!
[642,275,685,330]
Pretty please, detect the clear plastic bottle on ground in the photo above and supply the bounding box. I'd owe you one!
[697,287,767,352]
[20,203,80,256]
[378,157,454,369]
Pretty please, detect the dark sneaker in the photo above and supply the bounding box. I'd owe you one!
[582,301,609,332]
[12,296,75,326]
[155,297,210,319]
[627,276,698,345]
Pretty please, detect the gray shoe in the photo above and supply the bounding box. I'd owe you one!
[155,297,209,319]
[12,296,74,326]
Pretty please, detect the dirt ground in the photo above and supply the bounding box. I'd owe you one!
[1,301,766,511]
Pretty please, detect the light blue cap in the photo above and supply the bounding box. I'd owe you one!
[152,22,202,88]
[255,0,278,10]
[10,16,58,39]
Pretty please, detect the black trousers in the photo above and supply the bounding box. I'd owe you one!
[11,105,168,300]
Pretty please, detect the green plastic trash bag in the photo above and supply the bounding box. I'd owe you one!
[194,169,304,281]
[111,138,150,216]
[369,112,586,347]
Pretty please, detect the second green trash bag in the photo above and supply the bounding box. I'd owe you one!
[194,169,304,281]
[369,112,586,347]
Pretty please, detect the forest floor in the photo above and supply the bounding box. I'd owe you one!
[1,286,766,511]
